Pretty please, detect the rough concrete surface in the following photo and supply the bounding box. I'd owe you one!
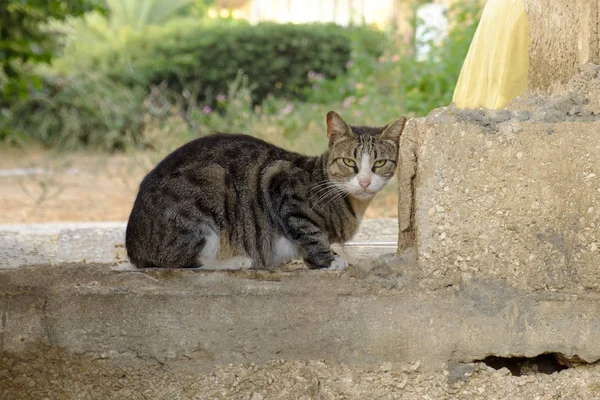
[0,222,128,268]
[524,0,600,91]
[4,347,600,399]
[398,64,600,293]
[2,261,600,399]
[0,220,398,269]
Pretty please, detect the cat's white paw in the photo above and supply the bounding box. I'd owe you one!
[327,255,349,271]
[228,256,254,270]
[198,256,254,270]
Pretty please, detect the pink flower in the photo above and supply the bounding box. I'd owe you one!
[216,94,227,102]
[391,54,401,62]
[283,104,294,114]
[307,71,324,82]
[203,106,212,114]
[343,96,355,108]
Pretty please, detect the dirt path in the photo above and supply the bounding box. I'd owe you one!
[0,148,398,224]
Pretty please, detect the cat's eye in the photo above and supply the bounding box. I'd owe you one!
[342,158,356,168]
[373,160,387,168]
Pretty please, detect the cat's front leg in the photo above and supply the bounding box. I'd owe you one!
[280,212,348,270]
[267,165,349,270]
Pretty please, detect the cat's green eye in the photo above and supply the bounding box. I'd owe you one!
[373,160,387,168]
[342,158,356,168]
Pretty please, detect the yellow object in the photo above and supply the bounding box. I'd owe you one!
[453,0,530,109]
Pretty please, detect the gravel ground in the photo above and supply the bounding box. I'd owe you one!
[2,347,599,399]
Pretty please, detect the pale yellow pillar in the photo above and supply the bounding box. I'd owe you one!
[452,0,529,109]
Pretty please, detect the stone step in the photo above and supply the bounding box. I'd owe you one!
[0,219,399,269]
[2,259,599,374]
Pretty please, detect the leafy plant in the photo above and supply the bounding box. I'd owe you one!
[305,0,482,117]
[4,72,148,150]
[0,0,106,103]
[59,0,195,50]
[1,1,481,152]
[93,21,354,106]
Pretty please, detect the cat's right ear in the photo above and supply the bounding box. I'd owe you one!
[327,111,353,143]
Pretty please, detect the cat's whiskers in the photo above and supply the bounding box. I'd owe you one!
[319,189,352,210]
[308,181,338,193]
[310,185,341,206]
[307,179,345,198]
[311,183,347,209]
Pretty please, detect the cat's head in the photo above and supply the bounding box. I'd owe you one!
[326,111,406,200]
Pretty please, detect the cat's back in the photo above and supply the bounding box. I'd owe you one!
[146,133,299,182]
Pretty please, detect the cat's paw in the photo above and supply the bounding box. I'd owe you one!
[198,256,254,270]
[229,256,254,270]
[327,255,349,271]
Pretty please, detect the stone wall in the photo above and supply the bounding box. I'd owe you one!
[399,64,600,292]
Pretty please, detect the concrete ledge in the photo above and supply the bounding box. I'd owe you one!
[0,222,128,268]
[398,103,600,293]
[2,262,600,373]
[0,220,398,269]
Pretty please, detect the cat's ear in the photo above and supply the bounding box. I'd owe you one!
[380,117,407,143]
[326,111,354,143]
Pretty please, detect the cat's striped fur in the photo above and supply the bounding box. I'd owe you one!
[125,111,406,270]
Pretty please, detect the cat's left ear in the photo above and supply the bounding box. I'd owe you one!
[327,111,354,143]
[380,117,407,143]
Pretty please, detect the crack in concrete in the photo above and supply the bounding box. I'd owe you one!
[41,295,54,347]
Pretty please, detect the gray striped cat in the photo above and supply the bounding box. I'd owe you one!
[125,111,406,270]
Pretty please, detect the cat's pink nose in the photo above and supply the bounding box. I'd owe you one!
[359,178,371,189]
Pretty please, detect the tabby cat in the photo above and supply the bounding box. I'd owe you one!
[125,111,406,270]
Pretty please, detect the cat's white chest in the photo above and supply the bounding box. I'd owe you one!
[272,236,300,266]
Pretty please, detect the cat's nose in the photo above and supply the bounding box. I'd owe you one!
[359,178,371,189]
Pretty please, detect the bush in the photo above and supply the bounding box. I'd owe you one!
[0,0,105,104]
[305,0,482,117]
[2,73,148,149]
[95,21,355,105]
[1,20,385,150]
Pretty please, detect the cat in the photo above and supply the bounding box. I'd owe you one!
[125,111,406,270]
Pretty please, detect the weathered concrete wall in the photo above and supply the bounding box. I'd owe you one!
[3,263,600,374]
[399,65,600,292]
[524,0,600,91]
[405,111,600,292]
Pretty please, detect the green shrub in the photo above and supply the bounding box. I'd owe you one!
[2,17,387,150]
[305,0,482,117]
[95,21,355,104]
[0,0,106,105]
[2,73,148,149]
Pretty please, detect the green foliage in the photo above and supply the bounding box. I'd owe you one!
[59,0,195,51]
[1,1,481,152]
[305,0,482,117]
[0,0,106,102]
[399,0,482,115]
[2,73,148,149]
[175,0,217,18]
[94,22,354,105]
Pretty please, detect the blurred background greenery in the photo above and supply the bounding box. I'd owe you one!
[0,0,482,154]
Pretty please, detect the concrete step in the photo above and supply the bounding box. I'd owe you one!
[2,258,600,373]
[0,219,398,269]
[2,218,600,392]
